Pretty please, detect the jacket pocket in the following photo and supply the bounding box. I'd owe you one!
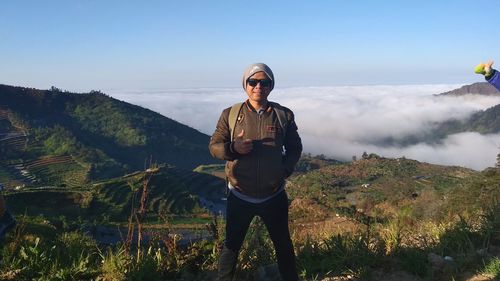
[260,151,286,190]
[228,157,255,188]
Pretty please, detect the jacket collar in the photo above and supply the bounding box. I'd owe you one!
[244,100,271,113]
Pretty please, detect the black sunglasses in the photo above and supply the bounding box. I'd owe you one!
[247,78,272,87]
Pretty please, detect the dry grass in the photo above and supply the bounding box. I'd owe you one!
[291,217,361,244]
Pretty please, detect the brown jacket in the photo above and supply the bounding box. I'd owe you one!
[209,100,302,198]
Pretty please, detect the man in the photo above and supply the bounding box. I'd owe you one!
[209,63,302,281]
[475,60,500,91]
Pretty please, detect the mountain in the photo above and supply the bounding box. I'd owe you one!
[436,82,500,134]
[374,83,500,147]
[429,83,500,139]
[437,82,499,96]
[0,84,220,187]
[435,103,500,135]
[375,103,500,147]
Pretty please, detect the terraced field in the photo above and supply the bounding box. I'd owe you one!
[23,155,88,187]
[0,110,29,187]
[1,133,27,151]
[0,155,88,189]
[5,188,92,219]
[0,115,27,152]
[170,166,225,199]
[4,166,222,223]
[89,167,221,221]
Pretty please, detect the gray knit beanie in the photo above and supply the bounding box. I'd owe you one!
[242,63,275,91]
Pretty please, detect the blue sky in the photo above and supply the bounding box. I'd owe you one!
[1,0,498,91]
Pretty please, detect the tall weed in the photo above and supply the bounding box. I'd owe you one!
[98,246,129,281]
[297,232,379,279]
[482,257,500,279]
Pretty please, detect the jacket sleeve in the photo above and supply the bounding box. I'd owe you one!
[209,108,240,161]
[282,110,302,177]
[486,70,500,92]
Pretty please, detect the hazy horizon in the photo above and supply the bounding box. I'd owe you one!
[106,84,500,171]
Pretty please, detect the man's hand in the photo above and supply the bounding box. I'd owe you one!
[233,130,253,154]
[475,60,494,77]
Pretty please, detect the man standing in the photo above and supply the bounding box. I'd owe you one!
[209,63,302,281]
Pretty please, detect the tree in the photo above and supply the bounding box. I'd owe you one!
[50,86,62,93]
[496,153,500,168]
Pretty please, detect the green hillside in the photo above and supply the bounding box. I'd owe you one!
[0,84,221,188]
[287,154,479,222]
[4,165,225,223]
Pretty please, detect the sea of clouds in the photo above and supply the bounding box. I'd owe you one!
[107,85,500,171]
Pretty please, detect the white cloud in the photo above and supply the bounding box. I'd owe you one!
[107,85,500,170]
[392,133,500,170]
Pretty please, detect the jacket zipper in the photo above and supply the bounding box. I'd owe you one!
[257,113,262,193]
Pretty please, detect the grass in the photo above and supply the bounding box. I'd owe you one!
[482,257,500,278]
[296,233,379,279]
[1,197,499,281]
[0,213,221,281]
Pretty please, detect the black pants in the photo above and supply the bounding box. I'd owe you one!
[224,191,299,281]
